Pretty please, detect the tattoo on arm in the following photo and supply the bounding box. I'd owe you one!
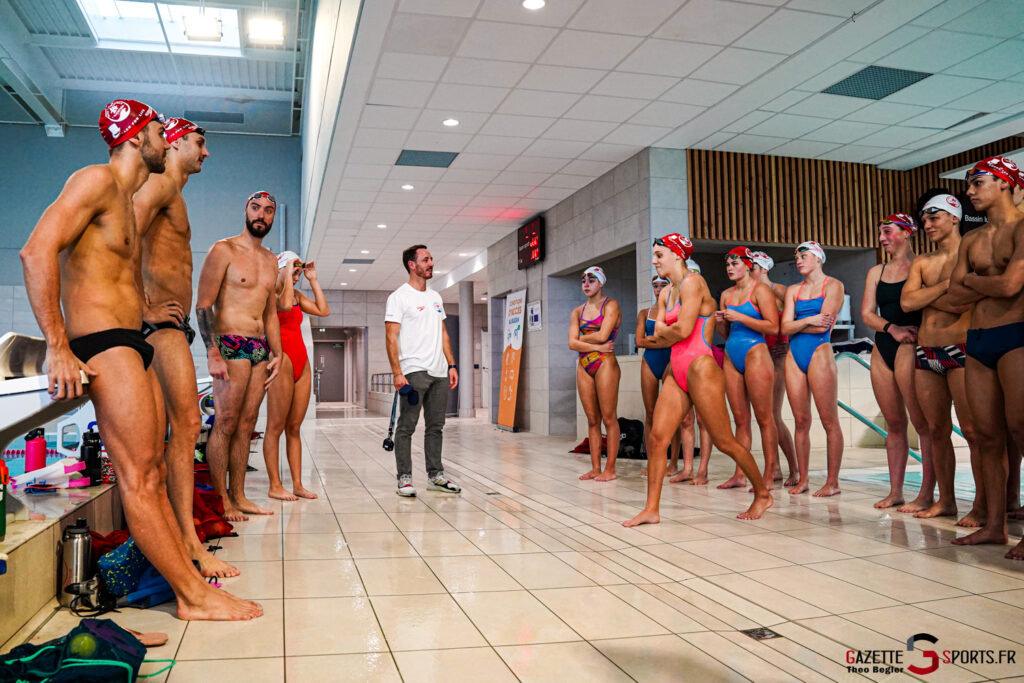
[196,306,217,350]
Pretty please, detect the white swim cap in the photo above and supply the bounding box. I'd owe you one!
[277,250,301,270]
[685,258,701,274]
[750,251,774,271]
[582,266,607,286]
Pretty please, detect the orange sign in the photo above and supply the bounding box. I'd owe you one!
[497,289,527,430]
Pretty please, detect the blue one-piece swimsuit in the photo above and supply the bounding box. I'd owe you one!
[724,291,766,374]
[643,316,671,380]
[789,278,833,373]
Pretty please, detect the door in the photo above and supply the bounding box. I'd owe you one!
[445,316,459,416]
[480,326,490,411]
[314,341,347,402]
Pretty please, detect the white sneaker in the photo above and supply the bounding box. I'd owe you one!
[397,475,416,497]
[427,473,461,493]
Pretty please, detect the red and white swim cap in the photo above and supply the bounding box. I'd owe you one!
[879,212,918,234]
[655,233,694,261]
[725,246,753,268]
[164,116,202,143]
[796,241,826,264]
[98,99,162,148]
[966,156,1024,189]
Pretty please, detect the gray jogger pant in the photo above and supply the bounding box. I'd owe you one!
[394,371,448,478]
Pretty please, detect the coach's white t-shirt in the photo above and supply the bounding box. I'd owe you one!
[385,283,448,378]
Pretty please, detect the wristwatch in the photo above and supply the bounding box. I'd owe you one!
[448,364,457,369]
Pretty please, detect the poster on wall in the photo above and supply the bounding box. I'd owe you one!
[497,289,527,431]
[527,300,542,331]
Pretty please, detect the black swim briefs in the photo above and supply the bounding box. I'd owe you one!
[69,328,155,370]
[141,314,197,345]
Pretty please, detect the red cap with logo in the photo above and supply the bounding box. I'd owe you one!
[98,99,162,148]
[879,212,918,234]
[163,116,201,143]
[966,156,1024,189]
[654,233,694,261]
[725,246,753,268]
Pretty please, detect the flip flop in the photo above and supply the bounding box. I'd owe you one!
[126,628,169,648]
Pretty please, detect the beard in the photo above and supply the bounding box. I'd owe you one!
[245,216,272,238]
[141,137,166,174]
[416,265,433,279]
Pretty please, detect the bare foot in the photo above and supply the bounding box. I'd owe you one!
[623,509,660,527]
[783,474,799,487]
[665,467,679,477]
[223,504,249,523]
[717,474,747,490]
[177,585,263,621]
[196,548,240,578]
[914,501,957,519]
[752,478,776,493]
[874,493,905,509]
[1006,538,1024,560]
[595,470,618,482]
[687,475,709,486]
[1007,506,1024,521]
[813,483,841,498]
[951,525,1008,546]
[293,486,319,499]
[788,481,809,495]
[579,469,600,480]
[774,471,785,482]
[669,471,693,483]
[957,508,985,527]
[738,492,774,520]
[896,497,933,514]
[268,486,299,502]
[230,496,275,516]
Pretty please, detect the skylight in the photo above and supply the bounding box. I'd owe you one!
[77,0,242,57]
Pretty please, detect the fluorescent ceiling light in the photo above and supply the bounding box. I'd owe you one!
[183,13,221,41]
[360,250,369,254]
[249,16,284,45]
[523,0,545,9]
[348,268,357,272]
[340,282,348,286]
[401,184,414,190]
[377,224,387,228]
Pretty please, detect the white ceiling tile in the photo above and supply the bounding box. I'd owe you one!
[528,186,572,200]
[768,139,841,158]
[629,101,704,127]
[569,0,684,36]
[736,9,843,54]
[348,147,402,165]
[441,58,530,87]
[877,31,1000,73]
[690,48,785,85]
[426,83,510,113]
[565,95,648,123]
[538,30,643,70]
[523,138,594,157]
[360,105,421,130]
[856,125,937,147]
[434,180,488,194]
[497,89,581,117]
[943,37,1024,79]
[544,174,593,190]
[578,142,644,162]
[784,0,875,14]
[383,13,471,56]
[899,109,978,130]
[414,109,489,135]
[506,156,573,173]
[444,168,500,183]
[592,72,679,100]
[617,39,721,78]
[848,26,931,64]
[910,0,983,28]
[518,64,607,93]
[402,130,473,151]
[448,153,515,170]
[947,0,1024,38]
[659,79,738,107]
[801,119,884,144]
[603,123,674,146]
[761,90,812,113]
[398,0,481,17]
[948,81,1024,110]
[785,93,869,119]
[344,164,392,180]
[463,135,534,155]
[883,74,994,108]
[353,127,409,148]
[457,21,559,62]
[722,110,773,133]
[558,158,618,176]
[746,113,829,138]
[513,198,555,210]
[375,52,450,82]
[475,0,587,27]
[494,170,552,185]
[478,114,556,137]
[466,194,518,206]
[477,184,534,196]
[716,134,789,154]
[845,101,931,124]
[691,131,735,149]
[368,78,435,108]
[797,61,864,92]
[654,0,774,45]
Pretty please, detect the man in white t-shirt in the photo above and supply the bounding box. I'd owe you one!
[385,244,461,496]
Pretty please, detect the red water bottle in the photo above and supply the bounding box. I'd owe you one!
[24,428,46,473]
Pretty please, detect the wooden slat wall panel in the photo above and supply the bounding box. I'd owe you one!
[687,136,1024,254]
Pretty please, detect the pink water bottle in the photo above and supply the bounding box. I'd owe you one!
[24,428,46,473]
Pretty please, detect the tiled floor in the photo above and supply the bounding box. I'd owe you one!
[5,413,1024,681]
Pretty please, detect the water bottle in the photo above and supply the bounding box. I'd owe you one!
[81,429,102,486]
[24,428,46,473]
[60,518,92,607]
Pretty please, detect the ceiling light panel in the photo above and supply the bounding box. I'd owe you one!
[823,65,933,100]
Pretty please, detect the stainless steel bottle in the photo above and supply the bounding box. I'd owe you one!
[60,518,91,607]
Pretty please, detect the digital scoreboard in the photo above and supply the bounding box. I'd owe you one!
[517,215,544,270]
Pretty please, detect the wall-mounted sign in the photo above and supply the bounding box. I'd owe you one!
[527,300,541,331]
[517,215,544,270]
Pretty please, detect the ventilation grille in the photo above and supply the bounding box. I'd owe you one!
[396,149,458,167]
[823,65,931,100]
[342,258,375,264]
[183,110,244,124]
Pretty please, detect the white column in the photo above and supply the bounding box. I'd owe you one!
[458,280,474,418]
